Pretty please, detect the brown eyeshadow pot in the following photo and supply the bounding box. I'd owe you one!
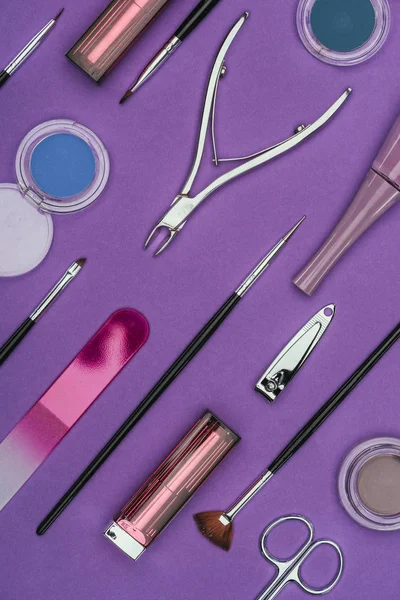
[357,455,400,515]
[339,438,400,530]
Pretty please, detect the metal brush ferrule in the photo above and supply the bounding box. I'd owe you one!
[5,19,55,75]
[224,470,273,521]
[132,36,181,93]
[235,240,284,297]
[29,262,81,321]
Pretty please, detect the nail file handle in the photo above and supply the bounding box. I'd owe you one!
[0,317,35,366]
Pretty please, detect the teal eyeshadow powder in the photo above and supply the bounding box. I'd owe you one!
[310,0,376,52]
[30,133,96,199]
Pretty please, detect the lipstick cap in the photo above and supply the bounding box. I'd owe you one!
[66,0,171,83]
[104,411,240,560]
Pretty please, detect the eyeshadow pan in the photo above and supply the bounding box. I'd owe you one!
[339,438,400,531]
[297,0,390,66]
[357,455,400,515]
[31,133,96,199]
[310,0,376,52]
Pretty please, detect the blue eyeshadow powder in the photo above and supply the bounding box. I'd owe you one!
[30,133,96,198]
[310,0,376,52]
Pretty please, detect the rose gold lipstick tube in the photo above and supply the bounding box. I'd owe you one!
[104,411,239,560]
[66,0,171,82]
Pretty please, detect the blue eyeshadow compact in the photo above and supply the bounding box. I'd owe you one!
[0,120,109,277]
[297,0,390,66]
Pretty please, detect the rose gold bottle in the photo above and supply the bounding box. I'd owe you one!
[66,0,171,82]
[104,411,239,560]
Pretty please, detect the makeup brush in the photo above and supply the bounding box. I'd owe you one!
[194,321,400,550]
[0,9,64,88]
[0,258,85,366]
[120,0,222,103]
[36,217,305,535]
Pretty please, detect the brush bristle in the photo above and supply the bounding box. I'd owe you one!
[193,511,233,551]
[119,90,132,105]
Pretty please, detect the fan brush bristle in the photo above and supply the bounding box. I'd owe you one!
[193,511,233,551]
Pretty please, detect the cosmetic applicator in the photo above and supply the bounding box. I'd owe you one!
[37,217,305,535]
[294,109,400,295]
[0,9,64,88]
[0,259,85,366]
[194,321,400,550]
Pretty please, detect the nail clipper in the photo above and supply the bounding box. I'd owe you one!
[256,305,335,402]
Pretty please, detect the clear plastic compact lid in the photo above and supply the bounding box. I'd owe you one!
[0,119,109,277]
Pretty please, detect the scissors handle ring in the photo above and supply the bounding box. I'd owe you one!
[295,539,344,595]
[260,515,314,568]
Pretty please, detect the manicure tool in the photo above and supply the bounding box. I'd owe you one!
[145,12,351,256]
[194,321,400,550]
[37,217,304,535]
[0,309,149,511]
[255,304,335,402]
[0,9,64,88]
[256,515,343,600]
[0,259,85,367]
[120,0,222,102]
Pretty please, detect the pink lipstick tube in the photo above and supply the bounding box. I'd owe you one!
[104,411,239,560]
[66,0,171,82]
[294,113,400,295]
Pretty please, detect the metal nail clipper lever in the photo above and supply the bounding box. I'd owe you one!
[255,305,335,402]
[145,12,352,256]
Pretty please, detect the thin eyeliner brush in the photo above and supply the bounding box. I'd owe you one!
[36,217,305,535]
[0,259,86,367]
[0,9,64,88]
[194,321,400,551]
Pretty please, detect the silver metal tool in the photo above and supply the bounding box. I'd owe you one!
[255,305,335,402]
[144,12,352,256]
[256,515,343,600]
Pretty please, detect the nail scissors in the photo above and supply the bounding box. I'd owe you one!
[256,515,344,600]
[145,12,352,256]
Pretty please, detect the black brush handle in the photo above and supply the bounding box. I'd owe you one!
[269,322,400,474]
[37,292,241,534]
[0,317,35,366]
[0,70,10,88]
[175,0,221,41]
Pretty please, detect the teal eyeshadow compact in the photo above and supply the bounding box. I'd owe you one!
[297,0,390,66]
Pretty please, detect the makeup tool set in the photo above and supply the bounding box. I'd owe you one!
[0,1,399,599]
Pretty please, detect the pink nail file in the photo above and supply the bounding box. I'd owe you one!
[0,308,149,510]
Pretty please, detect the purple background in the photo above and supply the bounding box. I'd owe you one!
[1,0,399,598]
